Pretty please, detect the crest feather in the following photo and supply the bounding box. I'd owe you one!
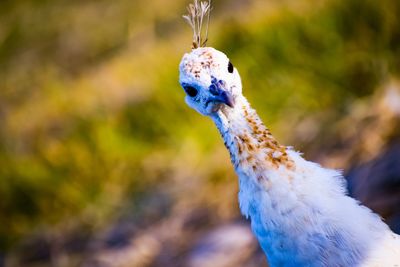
[183,0,212,49]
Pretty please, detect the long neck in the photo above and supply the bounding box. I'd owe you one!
[210,95,392,266]
[212,95,294,175]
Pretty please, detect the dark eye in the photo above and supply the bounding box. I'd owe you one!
[184,85,198,97]
[228,61,234,73]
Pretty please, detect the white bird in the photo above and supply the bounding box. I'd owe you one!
[178,3,400,265]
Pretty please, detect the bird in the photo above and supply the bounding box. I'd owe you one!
[178,2,400,266]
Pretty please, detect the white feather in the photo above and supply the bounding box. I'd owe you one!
[179,47,400,266]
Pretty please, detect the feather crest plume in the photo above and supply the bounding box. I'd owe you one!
[183,0,212,49]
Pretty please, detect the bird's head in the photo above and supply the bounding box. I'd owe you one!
[179,47,242,116]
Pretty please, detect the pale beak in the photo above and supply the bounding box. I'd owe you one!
[208,78,235,108]
[211,90,234,107]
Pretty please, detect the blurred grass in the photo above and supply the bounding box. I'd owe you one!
[0,0,399,263]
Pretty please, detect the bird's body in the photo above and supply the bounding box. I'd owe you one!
[213,94,400,266]
[179,47,400,266]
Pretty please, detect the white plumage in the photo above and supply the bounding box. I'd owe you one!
[179,47,400,266]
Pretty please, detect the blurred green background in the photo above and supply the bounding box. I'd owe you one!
[1,0,400,266]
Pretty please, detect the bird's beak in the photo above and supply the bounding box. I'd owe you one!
[208,79,235,108]
[214,90,234,107]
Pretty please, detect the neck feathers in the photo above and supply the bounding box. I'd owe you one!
[213,96,294,174]
[211,96,399,267]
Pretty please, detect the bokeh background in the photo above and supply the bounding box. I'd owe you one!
[1,0,400,266]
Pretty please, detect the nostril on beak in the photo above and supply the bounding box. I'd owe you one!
[209,84,219,96]
[184,86,198,97]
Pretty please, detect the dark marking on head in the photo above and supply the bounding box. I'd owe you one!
[228,61,234,73]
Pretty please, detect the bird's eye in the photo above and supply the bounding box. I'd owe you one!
[228,61,234,73]
[184,85,198,97]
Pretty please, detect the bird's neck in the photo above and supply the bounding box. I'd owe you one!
[212,95,295,174]
[211,95,298,219]
[211,96,395,266]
